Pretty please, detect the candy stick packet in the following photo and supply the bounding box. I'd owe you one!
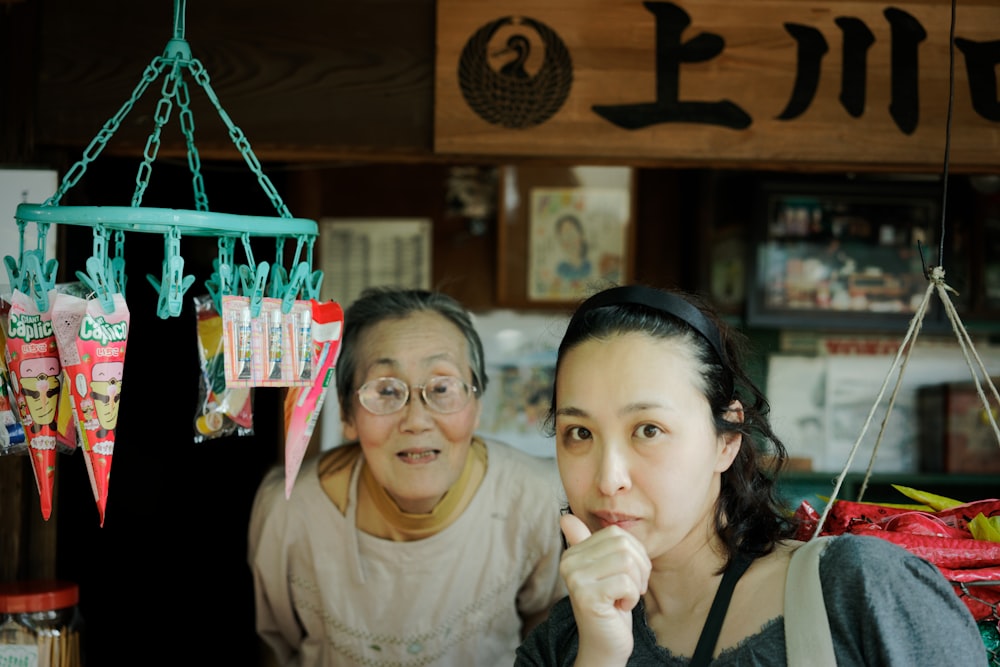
[283,299,344,498]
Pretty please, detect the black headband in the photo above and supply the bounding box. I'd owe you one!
[568,285,728,367]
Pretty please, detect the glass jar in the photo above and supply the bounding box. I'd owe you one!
[0,580,84,666]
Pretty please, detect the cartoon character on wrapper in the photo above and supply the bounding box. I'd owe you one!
[18,356,61,432]
[8,345,61,520]
[89,361,123,434]
[74,359,124,526]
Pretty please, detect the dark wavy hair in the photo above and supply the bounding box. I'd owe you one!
[545,284,799,571]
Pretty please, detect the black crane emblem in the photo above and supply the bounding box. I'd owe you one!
[458,16,573,129]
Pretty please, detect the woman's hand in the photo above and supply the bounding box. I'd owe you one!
[559,513,651,667]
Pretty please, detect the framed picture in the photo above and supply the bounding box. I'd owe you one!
[498,165,635,308]
[918,378,1000,474]
[317,217,432,307]
[707,227,747,315]
[747,180,944,331]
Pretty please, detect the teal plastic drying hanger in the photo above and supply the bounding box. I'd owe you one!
[6,0,322,318]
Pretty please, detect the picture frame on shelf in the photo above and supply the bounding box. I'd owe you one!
[497,165,635,308]
[317,217,432,308]
[747,180,944,331]
[707,226,748,316]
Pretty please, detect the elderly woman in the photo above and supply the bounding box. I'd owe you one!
[249,287,566,667]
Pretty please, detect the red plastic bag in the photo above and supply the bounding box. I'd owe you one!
[796,498,1000,620]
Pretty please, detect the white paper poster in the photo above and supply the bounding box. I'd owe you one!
[1,169,60,282]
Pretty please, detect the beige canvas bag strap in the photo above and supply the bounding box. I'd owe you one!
[784,537,836,667]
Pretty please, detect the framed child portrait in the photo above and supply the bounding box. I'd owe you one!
[497,165,635,308]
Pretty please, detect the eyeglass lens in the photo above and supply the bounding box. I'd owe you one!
[358,376,474,415]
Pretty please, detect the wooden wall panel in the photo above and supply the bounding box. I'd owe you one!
[33,0,436,161]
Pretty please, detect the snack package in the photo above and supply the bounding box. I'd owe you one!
[5,288,62,520]
[193,294,254,442]
[0,302,28,455]
[283,299,344,498]
[51,289,130,527]
[221,295,314,388]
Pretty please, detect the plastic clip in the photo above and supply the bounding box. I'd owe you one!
[280,262,311,314]
[268,236,288,299]
[4,219,58,302]
[303,269,324,301]
[3,255,23,293]
[110,230,128,296]
[269,264,289,300]
[147,227,196,319]
[236,233,269,318]
[22,251,58,312]
[238,261,270,319]
[75,225,115,313]
[205,238,236,315]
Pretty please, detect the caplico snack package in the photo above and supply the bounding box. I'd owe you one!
[0,295,27,456]
[51,288,129,527]
[5,288,62,520]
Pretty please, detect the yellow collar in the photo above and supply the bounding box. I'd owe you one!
[360,438,487,539]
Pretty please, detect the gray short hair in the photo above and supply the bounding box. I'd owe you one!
[334,287,488,420]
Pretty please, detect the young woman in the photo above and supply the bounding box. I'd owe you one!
[249,287,566,667]
[517,284,987,666]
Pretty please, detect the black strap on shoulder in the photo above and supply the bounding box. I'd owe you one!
[689,553,754,667]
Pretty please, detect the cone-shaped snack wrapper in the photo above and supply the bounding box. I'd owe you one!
[283,300,344,498]
[0,319,28,455]
[52,291,129,527]
[5,289,62,520]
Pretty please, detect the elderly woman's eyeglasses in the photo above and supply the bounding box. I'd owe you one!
[357,376,477,415]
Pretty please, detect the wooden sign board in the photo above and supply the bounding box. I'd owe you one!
[435,0,1000,170]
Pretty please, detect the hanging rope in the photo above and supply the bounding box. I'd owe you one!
[812,0,1000,538]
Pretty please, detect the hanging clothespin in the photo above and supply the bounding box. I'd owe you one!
[4,256,24,295]
[204,237,236,315]
[147,226,195,319]
[303,269,324,301]
[235,232,269,318]
[238,261,270,318]
[279,235,323,307]
[269,264,289,299]
[204,270,222,317]
[110,230,128,296]
[268,236,288,299]
[300,235,324,300]
[4,219,57,304]
[280,262,311,314]
[22,251,58,312]
[76,224,116,314]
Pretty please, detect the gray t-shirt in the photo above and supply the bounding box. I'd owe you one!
[515,533,989,666]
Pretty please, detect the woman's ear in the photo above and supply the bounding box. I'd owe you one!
[341,407,358,442]
[716,400,744,471]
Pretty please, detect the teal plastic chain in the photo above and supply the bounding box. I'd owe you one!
[7,0,322,317]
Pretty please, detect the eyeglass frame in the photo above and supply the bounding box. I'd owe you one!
[355,375,479,415]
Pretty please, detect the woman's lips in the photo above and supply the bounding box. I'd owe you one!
[592,511,640,529]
